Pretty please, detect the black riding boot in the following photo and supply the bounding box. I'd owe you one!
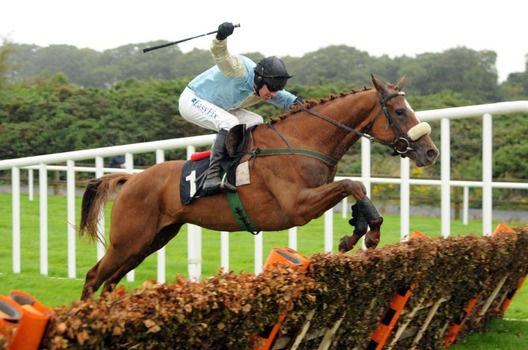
[203,129,237,194]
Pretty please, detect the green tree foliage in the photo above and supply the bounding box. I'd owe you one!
[399,48,499,101]
[6,42,523,103]
[0,40,15,88]
[0,41,527,182]
[499,71,528,100]
[0,76,204,163]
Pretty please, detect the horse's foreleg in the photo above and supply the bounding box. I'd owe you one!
[293,179,382,253]
[295,179,367,224]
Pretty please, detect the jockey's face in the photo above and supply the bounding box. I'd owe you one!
[258,84,278,101]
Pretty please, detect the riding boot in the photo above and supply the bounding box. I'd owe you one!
[203,129,237,194]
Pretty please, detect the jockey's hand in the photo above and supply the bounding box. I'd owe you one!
[293,96,305,105]
[216,22,235,40]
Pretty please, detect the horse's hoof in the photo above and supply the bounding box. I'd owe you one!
[365,234,380,249]
[339,235,354,253]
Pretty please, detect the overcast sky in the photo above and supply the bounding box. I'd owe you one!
[1,0,526,82]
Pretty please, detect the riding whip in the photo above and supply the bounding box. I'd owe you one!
[142,23,241,53]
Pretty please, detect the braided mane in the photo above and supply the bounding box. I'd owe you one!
[269,86,373,124]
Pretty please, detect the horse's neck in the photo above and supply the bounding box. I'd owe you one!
[301,90,379,159]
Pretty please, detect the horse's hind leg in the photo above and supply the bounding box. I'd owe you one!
[81,246,128,300]
[101,223,184,293]
[81,260,102,299]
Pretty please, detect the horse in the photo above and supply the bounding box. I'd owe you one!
[79,75,439,299]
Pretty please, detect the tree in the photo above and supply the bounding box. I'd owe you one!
[0,39,15,88]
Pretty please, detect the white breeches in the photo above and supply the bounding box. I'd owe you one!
[178,87,263,132]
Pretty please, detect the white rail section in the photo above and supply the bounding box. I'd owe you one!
[1,101,527,281]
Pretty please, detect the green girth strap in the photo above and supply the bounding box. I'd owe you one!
[225,147,336,234]
[226,191,260,235]
[252,148,338,167]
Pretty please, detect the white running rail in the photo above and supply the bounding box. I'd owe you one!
[0,101,527,281]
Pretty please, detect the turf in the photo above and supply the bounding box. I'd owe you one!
[0,192,526,348]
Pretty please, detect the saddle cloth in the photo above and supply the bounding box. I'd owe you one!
[179,124,253,205]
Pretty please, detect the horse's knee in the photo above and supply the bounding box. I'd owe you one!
[341,180,367,200]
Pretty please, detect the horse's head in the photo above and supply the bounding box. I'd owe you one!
[370,75,439,167]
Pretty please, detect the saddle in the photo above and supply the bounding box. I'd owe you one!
[179,124,252,205]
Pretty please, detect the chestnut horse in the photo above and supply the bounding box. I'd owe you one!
[79,76,438,299]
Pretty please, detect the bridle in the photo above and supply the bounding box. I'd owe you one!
[300,91,421,157]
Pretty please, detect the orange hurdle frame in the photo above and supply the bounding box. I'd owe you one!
[252,247,310,350]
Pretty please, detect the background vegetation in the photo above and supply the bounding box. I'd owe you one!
[1,40,527,209]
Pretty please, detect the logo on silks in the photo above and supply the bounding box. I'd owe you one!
[191,97,218,119]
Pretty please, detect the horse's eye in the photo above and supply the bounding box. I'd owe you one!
[395,108,405,116]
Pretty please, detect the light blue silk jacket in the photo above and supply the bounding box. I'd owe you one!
[188,39,296,111]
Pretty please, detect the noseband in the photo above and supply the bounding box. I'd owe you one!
[300,91,430,157]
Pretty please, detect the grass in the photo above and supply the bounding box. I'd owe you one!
[0,192,526,349]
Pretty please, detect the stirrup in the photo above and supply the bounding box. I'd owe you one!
[220,173,237,192]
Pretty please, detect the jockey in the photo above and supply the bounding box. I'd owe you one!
[179,22,303,195]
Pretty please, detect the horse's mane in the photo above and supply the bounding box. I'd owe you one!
[269,86,373,124]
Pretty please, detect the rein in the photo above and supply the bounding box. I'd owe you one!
[300,91,415,156]
[244,90,419,169]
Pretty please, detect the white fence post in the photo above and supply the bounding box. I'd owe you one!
[288,227,298,250]
[124,153,135,282]
[28,169,34,201]
[341,197,348,219]
[361,138,372,197]
[324,209,333,252]
[400,157,410,241]
[254,232,263,274]
[441,118,451,238]
[463,186,469,225]
[186,145,202,281]
[39,163,48,276]
[66,160,76,278]
[482,113,493,236]
[12,167,21,273]
[221,231,229,272]
[361,137,371,249]
[155,149,166,283]
[95,156,105,261]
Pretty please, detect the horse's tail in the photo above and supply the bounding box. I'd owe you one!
[79,173,132,241]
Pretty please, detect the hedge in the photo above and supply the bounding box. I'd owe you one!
[19,226,527,349]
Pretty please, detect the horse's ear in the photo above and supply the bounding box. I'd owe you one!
[396,76,407,90]
[371,74,388,94]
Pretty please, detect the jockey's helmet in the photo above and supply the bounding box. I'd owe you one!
[254,56,293,92]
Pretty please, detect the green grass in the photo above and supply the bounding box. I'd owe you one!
[0,192,526,349]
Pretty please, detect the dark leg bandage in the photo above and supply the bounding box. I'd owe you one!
[349,202,368,236]
[349,197,381,234]
[356,196,381,224]
[342,197,383,252]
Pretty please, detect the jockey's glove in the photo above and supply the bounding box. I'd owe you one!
[216,22,235,40]
[293,96,305,105]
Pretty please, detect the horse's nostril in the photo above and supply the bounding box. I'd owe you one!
[427,149,439,161]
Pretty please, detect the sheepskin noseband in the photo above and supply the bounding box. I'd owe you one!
[407,122,431,141]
